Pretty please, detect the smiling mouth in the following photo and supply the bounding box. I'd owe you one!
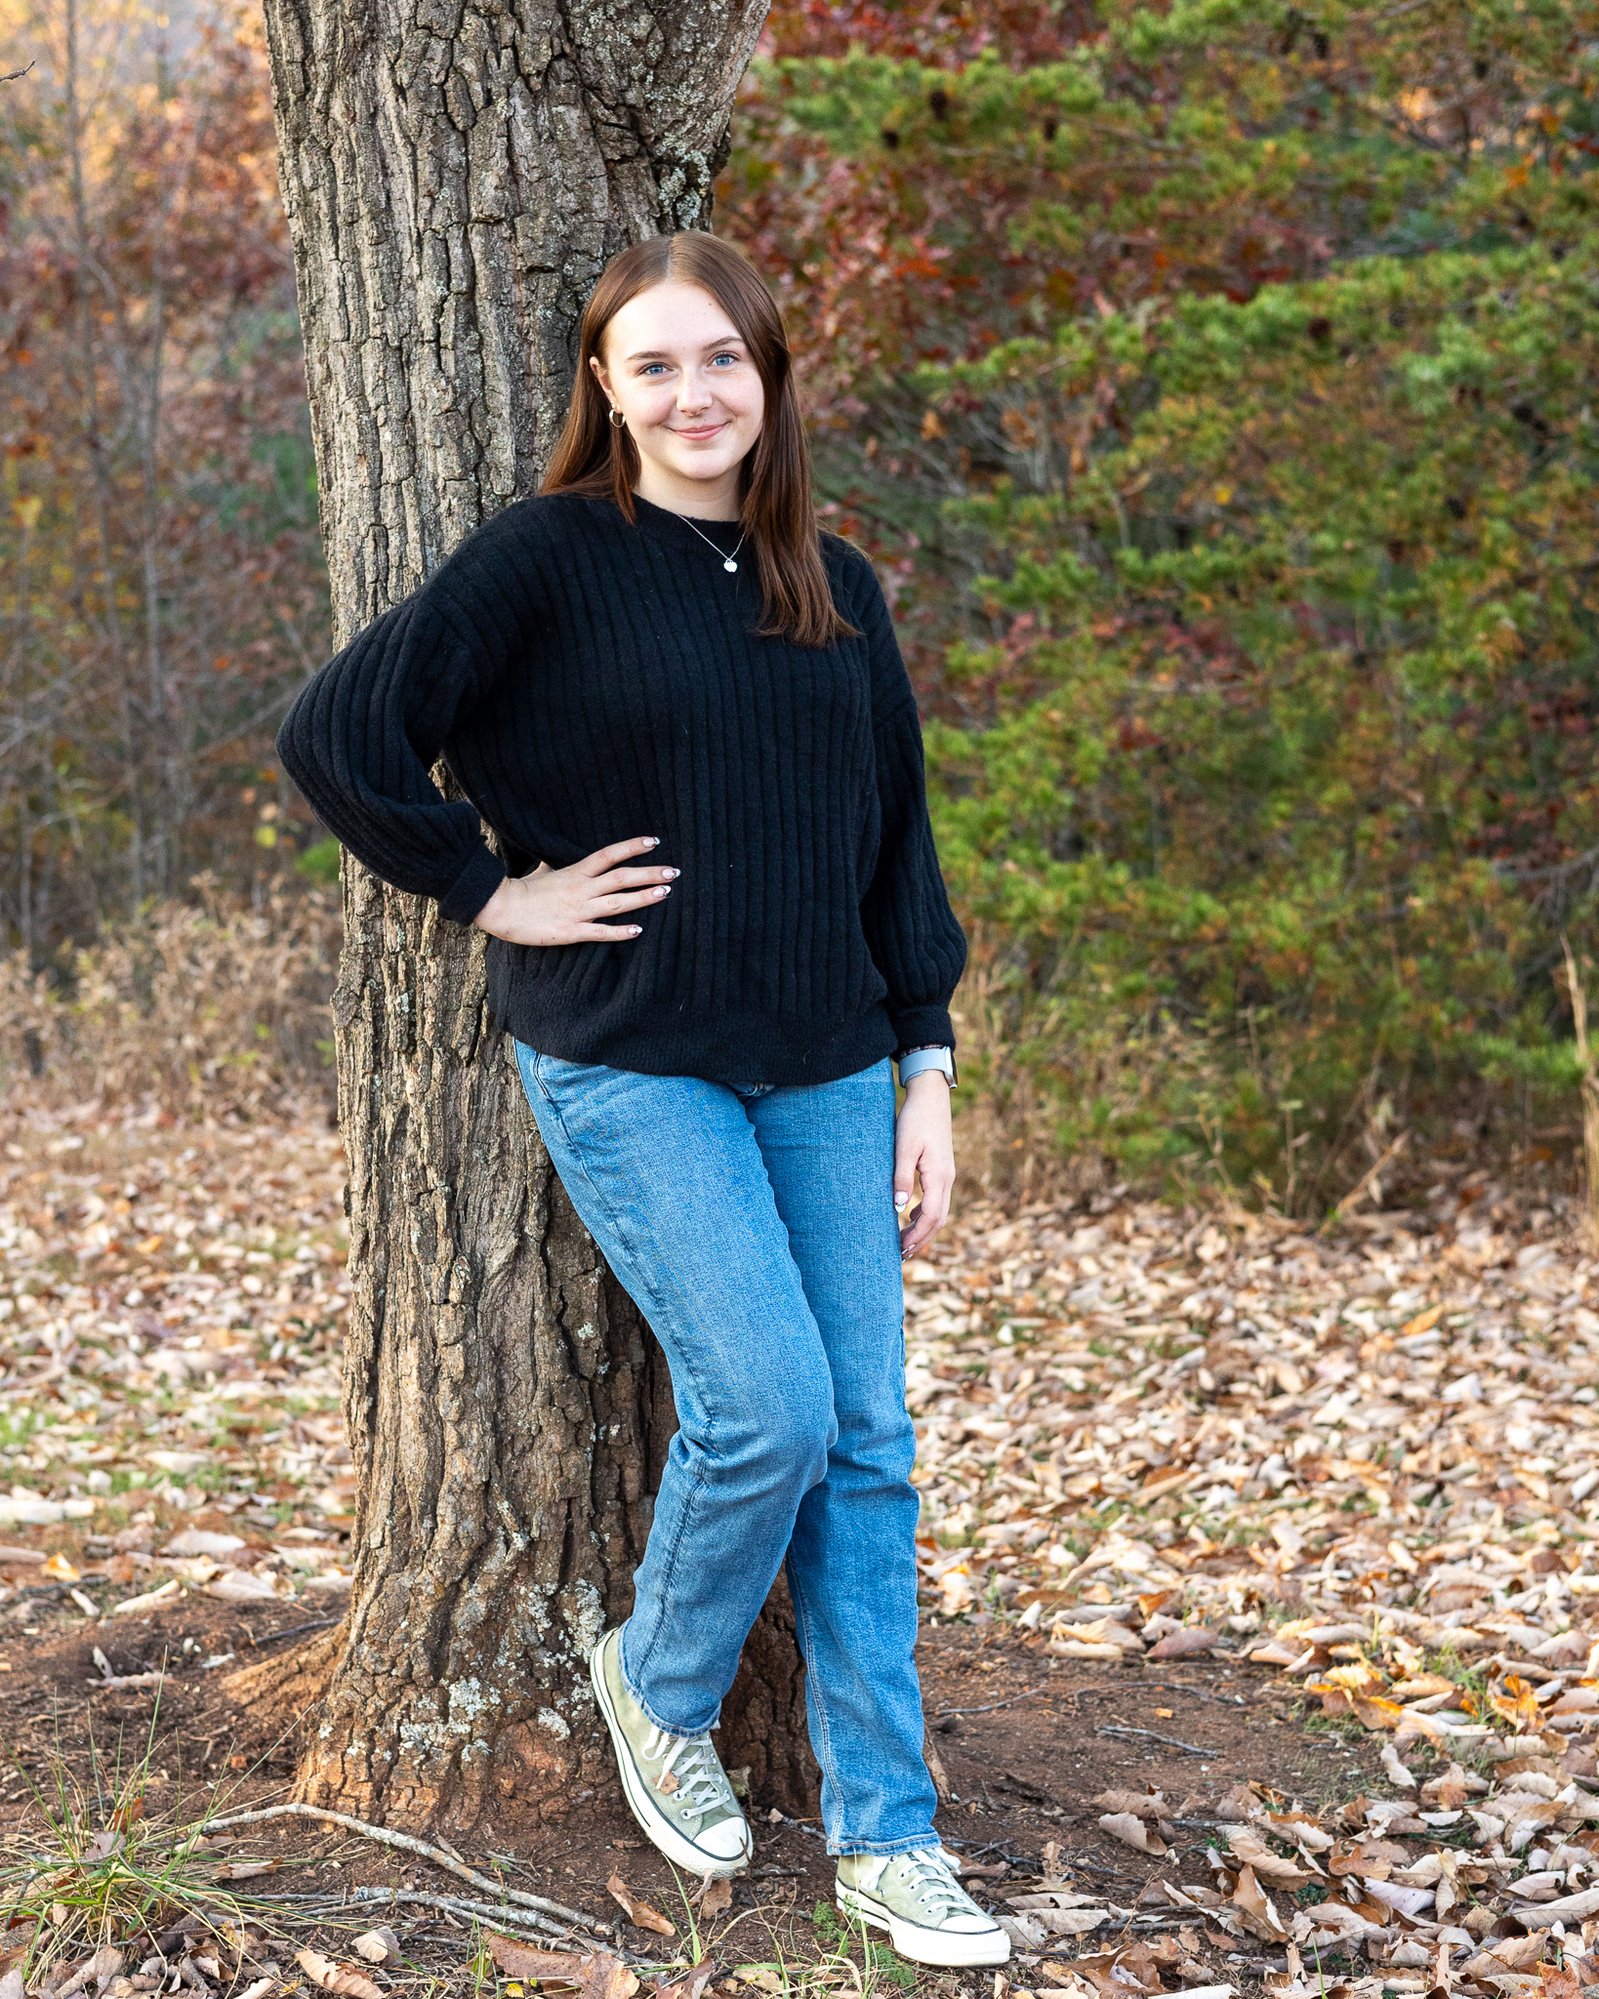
[673,422,727,439]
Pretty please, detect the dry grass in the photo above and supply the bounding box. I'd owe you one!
[0,881,340,1127]
[1,889,1071,1202]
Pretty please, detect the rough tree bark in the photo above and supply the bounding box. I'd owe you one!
[234,0,817,1833]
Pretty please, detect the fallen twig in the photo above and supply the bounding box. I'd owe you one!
[1133,1679,1247,1709]
[349,1884,633,1954]
[935,1685,1049,1718]
[174,1801,607,1935]
[246,1617,341,1650]
[1096,1723,1210,1756]
[1320,1129,1410,1232]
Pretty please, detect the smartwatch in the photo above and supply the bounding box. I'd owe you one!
[896,1044,958,1089]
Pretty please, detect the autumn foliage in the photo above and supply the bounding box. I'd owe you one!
[0,0,326,949]
[725,0,1599,1207]
[4,0,1599,1205]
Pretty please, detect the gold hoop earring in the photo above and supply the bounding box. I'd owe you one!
[608,406,626,429]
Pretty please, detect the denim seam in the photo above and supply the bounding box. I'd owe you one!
[796,1555,940,1856]
[514,1041,547,1105]
[787,1559,847,1849]
[624,1460,716,1717]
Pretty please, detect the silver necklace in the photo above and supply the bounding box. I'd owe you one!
[669,507,747,573]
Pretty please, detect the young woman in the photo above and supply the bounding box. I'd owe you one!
[275,231,1007,1972]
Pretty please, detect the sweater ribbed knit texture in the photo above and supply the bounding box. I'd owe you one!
[275,488,968,1086]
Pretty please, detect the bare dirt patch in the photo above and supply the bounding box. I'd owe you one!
[1,1582,1385,1999]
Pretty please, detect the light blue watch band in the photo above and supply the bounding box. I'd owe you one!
[897,1046,954,1088]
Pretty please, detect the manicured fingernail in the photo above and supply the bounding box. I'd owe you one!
[894,1192,909,1209]
[645,836,660,846]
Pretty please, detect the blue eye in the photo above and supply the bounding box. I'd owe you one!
[637,352,740,377]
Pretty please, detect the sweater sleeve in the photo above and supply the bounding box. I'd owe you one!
[848,550,969,1056]
[274,583,508,926]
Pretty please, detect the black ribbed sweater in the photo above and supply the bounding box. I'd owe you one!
[274,488,968,1086]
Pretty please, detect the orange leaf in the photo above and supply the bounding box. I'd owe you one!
[483,1936,640,1999]
[607,1872,677,1938]
[696,1875,732,1918]
[295,1947,383,1999]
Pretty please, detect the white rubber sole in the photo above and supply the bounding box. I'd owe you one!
[589,1631,752,1880]
[836,1883,1012,1969]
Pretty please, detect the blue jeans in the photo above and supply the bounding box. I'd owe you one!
[512,1040,940,1857]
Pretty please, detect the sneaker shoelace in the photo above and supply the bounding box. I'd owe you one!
[896,1848,971,1920]
[642,1724,735,1821]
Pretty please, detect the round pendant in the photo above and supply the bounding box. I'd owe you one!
[723,557,738,572]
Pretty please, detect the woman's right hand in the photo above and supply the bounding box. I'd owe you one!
[472,835,678,946]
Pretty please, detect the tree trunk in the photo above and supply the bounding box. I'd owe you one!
[244,0,810,1833]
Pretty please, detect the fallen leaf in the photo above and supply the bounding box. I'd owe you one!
[1360,1876,1433,1918]
[696,1874,732,1917]
[654,1961,714,1999]
[484,1937,640,1999]
[1148,1627,1216,1660]
[1327,1837,1407,1878]
[1228,1865,1287,1942]
[1388,1673,1460,1702]
[1461,1937,1549,1976]
[1010,1905,1112,1937]
[53,1946,123,1997]
[164,1529,247,1558]
[608,1871,677,1937]
[1511,1882,1599,1927]
[1224,1826,1311,1887]
[586,1959,644,1999]
[1089,1789,1168,1818]
[484,1939,590,1978]
[110,1578,183,1616]
[295,1947,384,1999]
[204,1566,284,1602]
[1098,1811,1169,1856]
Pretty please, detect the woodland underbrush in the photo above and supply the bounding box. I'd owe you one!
[2,886,1585,1221]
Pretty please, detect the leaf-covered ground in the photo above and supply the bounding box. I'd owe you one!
[905,1168,1599,1995]
[4,1104,1599,1999]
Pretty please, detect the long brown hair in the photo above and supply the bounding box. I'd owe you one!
[540,233,860,649]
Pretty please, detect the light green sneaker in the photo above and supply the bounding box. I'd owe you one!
[588,1625,753,1878]
[836,1845,1011,1968]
